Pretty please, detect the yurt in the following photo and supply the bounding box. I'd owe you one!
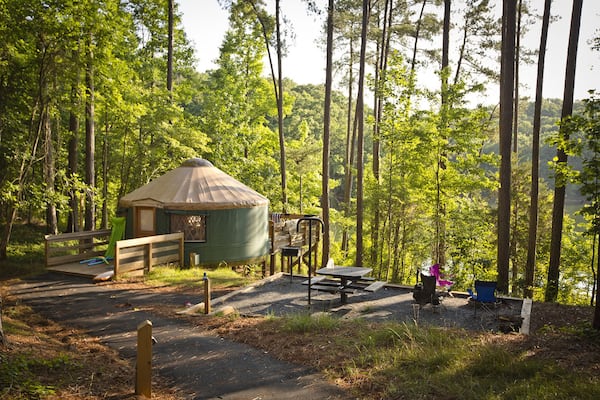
[118,158,270,266]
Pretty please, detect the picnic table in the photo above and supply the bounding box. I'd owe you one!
[304,264,386,304]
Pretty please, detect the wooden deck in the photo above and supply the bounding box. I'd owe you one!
[47,261,114,279]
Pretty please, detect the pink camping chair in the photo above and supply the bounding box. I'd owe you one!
[429,264,453,290]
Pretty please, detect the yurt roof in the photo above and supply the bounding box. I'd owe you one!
[119,158,269,210]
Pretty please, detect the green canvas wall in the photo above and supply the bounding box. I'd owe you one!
[124,205,269,267]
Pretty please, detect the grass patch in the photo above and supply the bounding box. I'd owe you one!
[281,312,340,334]
[144,265,259,290]
[1,223,47,280]
[340,322,600,400]
[245,316,599,400]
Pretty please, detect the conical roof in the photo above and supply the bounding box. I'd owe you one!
[119,158,269,210]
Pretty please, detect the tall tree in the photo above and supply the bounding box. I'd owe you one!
[275,0,287,212]
[243,0,287,212]
[510,0,523,293]
[546,0,583,302]
[525,0,552,298]
[355,0,370,266]
[84,31,96,232]
[435,0,450,266]
[167,0,174,94]
[370,0,393,268]
[497,0,517,293]
[322,0,334,265]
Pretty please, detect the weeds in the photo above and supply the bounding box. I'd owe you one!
[281,312,340,333]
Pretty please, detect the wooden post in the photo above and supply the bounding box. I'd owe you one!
[114,240,120,279]
[178,233,184,268]
[136,320,152,398]
[145,243,152,273]
[203,272,211,314]
[269,221,275,275]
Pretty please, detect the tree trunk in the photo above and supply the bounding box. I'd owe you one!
[435,0,450,266]
[342,24,357,255]
[101,112,109,229]
[371,0,393,268]
[410,0,428,74]
[546,0,583,302]
[510,0,523,294]
[0,295,5,346]
[321,0,334,265]
[85,34,96,232]
[525,0,551,299]
[67,83,80,233]
[167,0,173,94]
[355,0,369,266]
[497,0,517,293]
[253,0,287,213]
[43,105,58,234]
[593,232,600,329]
[275,0,287,213]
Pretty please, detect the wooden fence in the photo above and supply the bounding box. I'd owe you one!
[45,231,184,279]
[45,229,112,267]
[114,233,184,277]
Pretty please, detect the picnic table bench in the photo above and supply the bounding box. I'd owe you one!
[302,261,386,303]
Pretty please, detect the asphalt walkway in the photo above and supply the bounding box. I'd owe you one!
[8,273,349,400]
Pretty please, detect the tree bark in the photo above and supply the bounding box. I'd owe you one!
[546,0,583,302]
[167,0,174,94]
[251,0,287,213]
[371,0,393,269]
[355,0,369,266]
[497,0,517,293]
[43,105,58,234]
[322,0,334,265]
[0,295,5,347]
[510,0,523,294]
[594,232,600,329]
[67,83,80,233]
[85,34,96,232]
[435,0,450,266]
[410,0,428,74]
[275,0,287,213]
[525,0,551,298]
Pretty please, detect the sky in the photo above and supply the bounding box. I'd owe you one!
[177,0,599,103]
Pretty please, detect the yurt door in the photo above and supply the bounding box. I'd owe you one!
[135,207,156,237]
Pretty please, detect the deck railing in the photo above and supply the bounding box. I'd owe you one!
[45,231,184,279]
[114,232,184,277]
[45,229,112,267]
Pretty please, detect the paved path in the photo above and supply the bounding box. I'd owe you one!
[8,273,349,400]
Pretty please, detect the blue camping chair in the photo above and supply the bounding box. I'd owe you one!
[467,280,500,317]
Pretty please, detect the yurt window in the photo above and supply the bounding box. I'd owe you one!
[171,214,207,242]
[135,207,155,237]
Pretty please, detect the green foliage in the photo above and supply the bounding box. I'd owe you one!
[0,350,82,399]
[0,223,46,279]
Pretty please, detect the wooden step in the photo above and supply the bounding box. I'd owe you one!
[301,276,326,285]
[364,281,386,292]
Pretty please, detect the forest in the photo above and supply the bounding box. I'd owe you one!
[0,0,598,312]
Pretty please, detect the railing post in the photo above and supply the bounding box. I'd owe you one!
[147,242,153,273]
[114,241,120,279]
[136,320,153,398]
[179,233,184,267]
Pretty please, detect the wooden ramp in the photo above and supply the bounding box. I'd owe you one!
[47,261,113,279]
